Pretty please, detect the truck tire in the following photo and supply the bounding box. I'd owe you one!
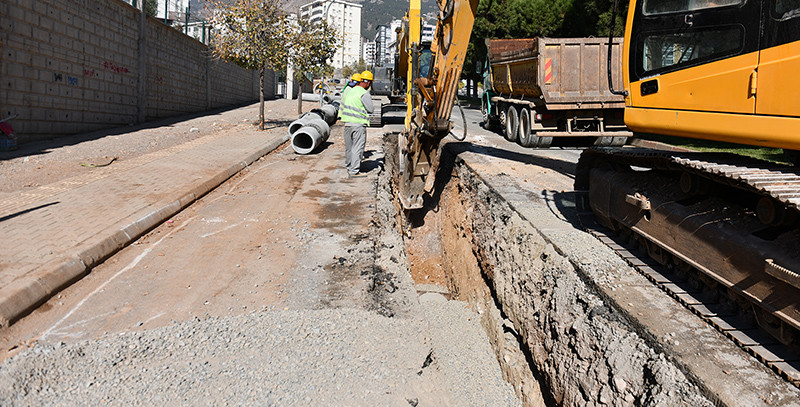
[518,107,534,147]
[504,105,519,142]
[534,136,553,148]
[481,99,493,130]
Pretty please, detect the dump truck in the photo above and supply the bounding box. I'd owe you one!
[481,37,631,148]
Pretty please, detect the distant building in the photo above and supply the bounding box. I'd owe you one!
[300,0,363,70]
[374,19,435,68]
[374,24,393,67]
[362,40,376,67]
[421,21,435,43]
[186,21,212,45]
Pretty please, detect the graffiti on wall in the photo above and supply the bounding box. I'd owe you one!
[53,72,79,86]
[104,61,130,74]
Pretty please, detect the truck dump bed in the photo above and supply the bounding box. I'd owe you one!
[488,37,625,110]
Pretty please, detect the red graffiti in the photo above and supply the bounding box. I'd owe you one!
[103,61,130,74]
[84,69,96,77]
[154,75,164,84]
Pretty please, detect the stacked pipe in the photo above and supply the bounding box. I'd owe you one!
[289,103,339,155]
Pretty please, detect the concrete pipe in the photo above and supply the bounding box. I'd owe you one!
[304,116,330,142]
[322,104,338,124]
[289,114,328,137]
[291,126,324,155]
[289,115,330,142]
[312,104,338,125]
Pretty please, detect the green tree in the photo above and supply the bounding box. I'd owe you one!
[342,58,367,79]
[464,0,628,88]
[207,0,291,129]
[145,0,158,17]
[288,16,339,114]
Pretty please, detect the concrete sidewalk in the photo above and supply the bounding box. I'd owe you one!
[0,120,289,327]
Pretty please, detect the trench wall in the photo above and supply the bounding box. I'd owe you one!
[436,153,714,406]
[0,0,270,142]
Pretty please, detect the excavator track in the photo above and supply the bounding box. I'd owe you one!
[575,147,800,359]
[576,148,800,218]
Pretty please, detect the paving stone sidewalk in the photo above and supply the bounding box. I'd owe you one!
[0,121,289,327]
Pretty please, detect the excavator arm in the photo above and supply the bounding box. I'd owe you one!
[397,0,479,209]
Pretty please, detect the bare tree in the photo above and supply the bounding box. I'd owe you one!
[288,15,339,114]
[207,0,290,129]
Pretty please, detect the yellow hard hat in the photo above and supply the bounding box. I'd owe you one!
[351,73,362,82]
[360,70,374,81]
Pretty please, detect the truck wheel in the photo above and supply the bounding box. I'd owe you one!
[504,105,519,142]
[534,136,553,148]
[481,99,490,128]
[518,107,533,147]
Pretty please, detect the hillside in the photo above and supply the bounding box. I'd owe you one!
[359,0,438,39]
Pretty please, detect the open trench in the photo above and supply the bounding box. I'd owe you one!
[380,134,718,407]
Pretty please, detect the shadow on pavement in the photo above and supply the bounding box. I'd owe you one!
[0,102,261,162]
[444,142,577,179]
[0,201,60,222]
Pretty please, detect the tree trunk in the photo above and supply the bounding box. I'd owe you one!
[296,76,303,115]
[259,66,265,130]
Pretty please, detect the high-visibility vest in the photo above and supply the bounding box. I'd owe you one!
[338,86,369,125]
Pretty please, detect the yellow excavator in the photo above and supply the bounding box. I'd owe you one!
[573,0,800,350]
[398,0,800,354]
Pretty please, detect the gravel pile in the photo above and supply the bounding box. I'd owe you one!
[1,309,440,405]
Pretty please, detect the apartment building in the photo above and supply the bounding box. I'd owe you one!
[362,40,376,67]
[300,0,363,70]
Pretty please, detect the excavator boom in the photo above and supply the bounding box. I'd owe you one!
[397,0,479,209]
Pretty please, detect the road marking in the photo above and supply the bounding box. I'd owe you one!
[200,221,242,238]
[41,215,196,341]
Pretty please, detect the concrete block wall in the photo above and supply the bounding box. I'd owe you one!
[0,0,269,143]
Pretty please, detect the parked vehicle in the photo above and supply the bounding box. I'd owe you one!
[482,37,631,147]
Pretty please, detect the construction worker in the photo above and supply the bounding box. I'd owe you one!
[338,70,374,177]
[346,73,362,89]
[339,73,361,105]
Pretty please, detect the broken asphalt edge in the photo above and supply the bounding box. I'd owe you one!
[0,135,290,328]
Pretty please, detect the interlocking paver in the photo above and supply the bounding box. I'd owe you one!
[0,119,289,326]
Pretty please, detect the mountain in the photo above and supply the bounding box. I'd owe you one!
[360,0,438,39]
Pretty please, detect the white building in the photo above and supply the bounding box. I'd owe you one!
[121,0,191,25]
[300,0,363,70]
[374,19,434,68]
[362,39,376,67]
[161,0,190,23]
[421,21,436,43]
[186,20,212,45]
[374,22,398,67]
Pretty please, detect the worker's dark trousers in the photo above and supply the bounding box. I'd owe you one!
[343,124,367,175]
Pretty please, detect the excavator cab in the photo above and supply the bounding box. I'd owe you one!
[620,0,800,150]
